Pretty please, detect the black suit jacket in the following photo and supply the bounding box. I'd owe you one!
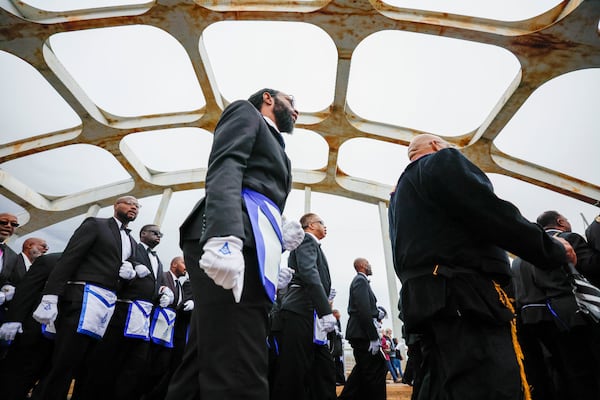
[9,254,29,286]
[345,273,379,342]
[179,100,292,248]
[5,253,61,331]
[122,243,164,302]
[43,217,138,297]
[0,244,18,287]
[282,234,331,317]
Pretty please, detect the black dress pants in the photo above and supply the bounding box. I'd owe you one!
[165,238,271,400]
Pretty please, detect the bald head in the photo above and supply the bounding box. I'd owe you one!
[22,237,49,263]
[353,257,372,276]
[407,134,453,162]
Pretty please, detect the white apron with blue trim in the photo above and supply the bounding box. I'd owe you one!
[150,307,176,348]
[77,284,117,339]
[124,300,153,340]
[313,310,328,346]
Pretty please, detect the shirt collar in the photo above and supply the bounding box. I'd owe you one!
[306,231,321,244]
[263,115,279,132]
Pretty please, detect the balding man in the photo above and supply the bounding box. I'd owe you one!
[338,258,387,400]
[30,196,143,400]
[0,213,19,309]
[10,238,49,285]
[388,134,577,400]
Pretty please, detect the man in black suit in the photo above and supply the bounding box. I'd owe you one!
[167,88,300,400]
[338,258,387,400]
[77,223,169,400]
[31,195,143,400]
[271,212,337,400]
[0,213,20,316]
[0,252,60,400]
[388,134,577,400]
[143,256,193,400]
[512,210,600,399]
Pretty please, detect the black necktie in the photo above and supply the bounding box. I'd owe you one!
[147,247,157,257]
[120,225,131,235]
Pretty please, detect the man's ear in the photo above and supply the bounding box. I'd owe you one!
[263,91,274,106]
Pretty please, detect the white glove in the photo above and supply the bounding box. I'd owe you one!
[119,261,136,280]
[32,294,59,325]
[319,313,337,333]
[199,236,244,303]
[0,322,23,341]
[277,266,294,290]
[368,339,381,355]
[0,291,5,306]
[159,286,174,308]
[282,216,305,251]
[377,306,387,321]
[178,273,189,285]
[1,284,16,302]
[183,299,194,311]
[328,288,337,301]
[134,264,151,278]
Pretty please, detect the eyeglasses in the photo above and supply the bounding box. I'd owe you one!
[144,230,163,238]
[117,200,141,208]
[0,220,19,228]
[311,220,324,226]
[279,94,295,108]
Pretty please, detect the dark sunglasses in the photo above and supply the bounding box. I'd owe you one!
[144,230,163,238]
[0,220,19,228]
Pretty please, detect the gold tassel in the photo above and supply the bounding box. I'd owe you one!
[493,281,532,400]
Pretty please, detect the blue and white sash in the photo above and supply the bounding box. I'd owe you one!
[150,307,176,348]
[77,284,117,339]
[124,300,153,340]
[242,188,284,302]
[313,310,328,346]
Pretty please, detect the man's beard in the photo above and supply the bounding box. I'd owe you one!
[273,98,295,134]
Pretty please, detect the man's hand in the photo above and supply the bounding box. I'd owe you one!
[1,284,16,302]
[183,300,194,311]
[0,322,22,341]
[200,236,245,303]
[555,237,577,266]
[159,286,174,308]
[368,339,381,355]
[134,264,151,278]
[119,261,136,280]
[32,294,59,325]
[277,266,294,290]
[282,216,304,251]
[319,313,337,333]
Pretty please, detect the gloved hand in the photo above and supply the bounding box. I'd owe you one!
[183,300,194,311]
[32,294,59,325]
[276,266,294,290]
[0,291,5,306]
[159,286,174,308]
[134,264,151,278]
[328,288,337,301]
[368,339,381,355]
[178,273,189,285]
[319,313,337,333]
[1,284,16,302]
[199,236,244,303]
[119,261,136,280]
[282,215,304,251]
[0,322,23,341]
[377,306,387,321]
